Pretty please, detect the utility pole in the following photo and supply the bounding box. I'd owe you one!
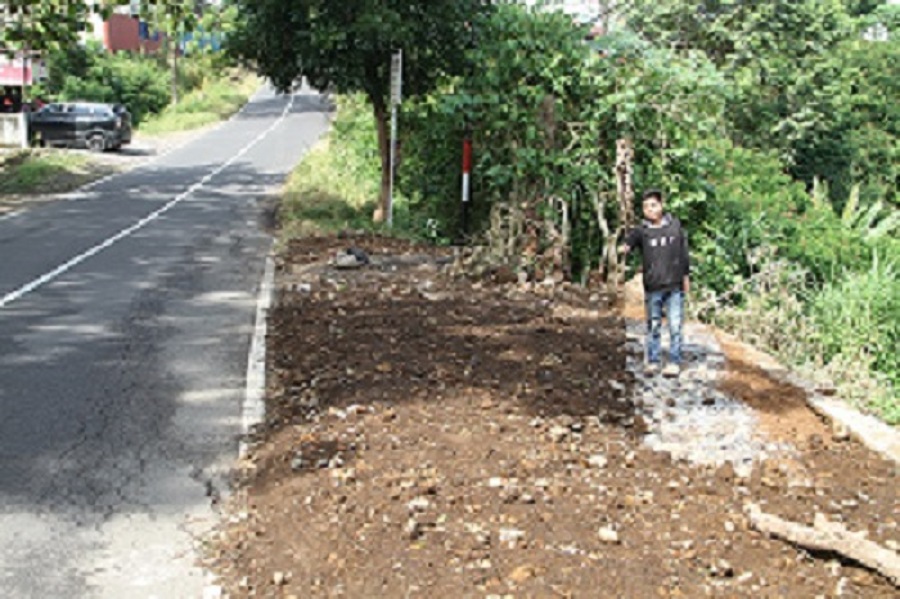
[460,16,477,240]
[388,49,402,228]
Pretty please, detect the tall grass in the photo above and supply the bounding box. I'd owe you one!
[138,71,259,136]
[279,95,381,239]
[707,253,898,424]
[0,151,95,195]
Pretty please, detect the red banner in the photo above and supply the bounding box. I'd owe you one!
[0,62,32,86]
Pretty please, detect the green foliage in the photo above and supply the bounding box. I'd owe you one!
[0,151,93,194]
[0,1,199,52]
[41,48,227,127]
[811,254,900,391]
[139,70,258,135]
[687,143,807,293]
[625,0,898,209]
[399,4,726,278]
[57,52,170,125]
[279,96,382,236]
[228,0,491,215]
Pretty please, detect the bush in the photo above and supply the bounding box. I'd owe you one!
[707,255,898,424]
[138,71,258,135]
[811,254,900,390]
[57,52,170,125]
[278,95,381,237]
[45,48,224,126]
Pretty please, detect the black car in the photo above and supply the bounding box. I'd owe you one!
[28,102,132,152]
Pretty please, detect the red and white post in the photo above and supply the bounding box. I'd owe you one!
[461,136,472,205]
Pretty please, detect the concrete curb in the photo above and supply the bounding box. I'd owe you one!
[240,246,275,458]
[714,330,900,465]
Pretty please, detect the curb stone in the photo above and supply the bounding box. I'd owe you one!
[714,330,900,465]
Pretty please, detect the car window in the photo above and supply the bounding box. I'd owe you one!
[74,105,94,115]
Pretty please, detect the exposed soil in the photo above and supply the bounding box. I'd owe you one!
[207,235,898,598]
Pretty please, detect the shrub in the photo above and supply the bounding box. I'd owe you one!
[58,52,170,125]
[278,95,380,237]
[811,254,900,389]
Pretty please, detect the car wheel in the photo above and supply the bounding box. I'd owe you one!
[87,134,107,153]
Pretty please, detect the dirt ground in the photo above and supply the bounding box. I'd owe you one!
[207,235,898,598]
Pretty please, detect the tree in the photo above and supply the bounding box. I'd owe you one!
[624,0,891,206]
[227,0,491,222]
[139,2,198,105]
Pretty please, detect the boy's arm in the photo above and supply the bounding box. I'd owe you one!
[618,227,641,256]
[682,229,691,293]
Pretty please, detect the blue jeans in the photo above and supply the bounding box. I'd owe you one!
[645,289,684,365]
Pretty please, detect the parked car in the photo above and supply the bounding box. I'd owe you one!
[28,102,132,152]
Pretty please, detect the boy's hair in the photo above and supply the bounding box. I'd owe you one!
[642,189,664,203]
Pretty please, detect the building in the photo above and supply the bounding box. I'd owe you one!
[81,2,165,54]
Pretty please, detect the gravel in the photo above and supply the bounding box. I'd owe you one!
[626,321,793,476]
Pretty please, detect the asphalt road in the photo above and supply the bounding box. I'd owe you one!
[0,86,330,598]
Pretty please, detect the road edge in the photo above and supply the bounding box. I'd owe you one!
[0,85,266,222]
[713,329,900,464]
[240,244,275,458]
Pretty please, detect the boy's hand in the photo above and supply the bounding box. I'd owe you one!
[617,244,629,256]
[683,276,691,295]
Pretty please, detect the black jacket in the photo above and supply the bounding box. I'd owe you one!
[624,214,691,292]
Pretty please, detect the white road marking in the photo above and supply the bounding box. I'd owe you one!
[0,93,295,309]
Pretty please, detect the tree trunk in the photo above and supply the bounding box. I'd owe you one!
[746,504,900,587]
[171,35,179,106]
[371,96,390,223]
[615,137,635,229]
[612,137,635,286]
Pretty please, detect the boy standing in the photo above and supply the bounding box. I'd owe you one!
[619,189,691,377]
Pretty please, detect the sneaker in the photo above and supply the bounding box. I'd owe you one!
[662,363,681,378]
[643,362,660,376]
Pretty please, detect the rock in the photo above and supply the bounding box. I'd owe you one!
[710,559,734,578]
[508,564,537,583]
[499,528,525,543]
[408,497,430,513]
[832,421,850,442]
[588,454,608,469]
[724,521,735,533]
[548,425,569,443]
[290,452,305,471]
[334,251,364,269]
[346,246,370,264]
[273,571,287,586]
[816,382,837,396]
[406,519,422,540]
[598,526,620,544]
[202,585,223,599]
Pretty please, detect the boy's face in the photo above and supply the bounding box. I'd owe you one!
[642,197,663,222]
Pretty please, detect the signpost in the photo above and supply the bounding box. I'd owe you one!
[387,50,402,227]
